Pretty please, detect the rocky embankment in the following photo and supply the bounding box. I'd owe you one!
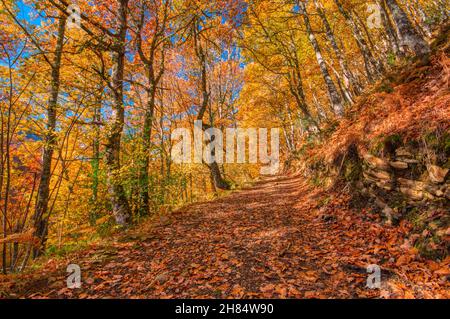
[360,145,449,223]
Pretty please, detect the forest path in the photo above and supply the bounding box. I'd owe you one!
[6,175,449,298]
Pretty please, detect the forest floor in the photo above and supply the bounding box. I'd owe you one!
[1,175,449,299]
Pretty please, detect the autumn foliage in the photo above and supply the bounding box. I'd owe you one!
[0,0,448,299]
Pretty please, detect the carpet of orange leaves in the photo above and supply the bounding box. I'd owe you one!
[1,176,448,299]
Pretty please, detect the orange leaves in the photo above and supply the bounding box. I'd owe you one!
[2,175,449,299]
[433,267,450,276]
[308,48,450,166]
[395,255,412,266]
[301,271,319,283]
[0,228,38,246]
[259,283,303,298]
[230,284,244,298]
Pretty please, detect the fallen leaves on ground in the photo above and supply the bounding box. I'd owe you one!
[1,176,449,299]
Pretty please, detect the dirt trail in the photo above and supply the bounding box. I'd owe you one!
[4,175,449,298]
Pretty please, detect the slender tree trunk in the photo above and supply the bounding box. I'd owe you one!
[298,1,344,117]
[89,95,101,225]
[308,82,327,120]
[138,87,155,216]
[413,0,432,37]
[334,0,383,82]
[285,102,296,148]
[288,68,320,132]
[3,82,12,273]
[104,0,131,226]
[0,51,13,273]
[32,14,66,257]
[1,123,5,273]
[384,0,430,56]
[378,0,401,55]
[314,0,362,96]
[135,2,169,216]
[193,22,230,190]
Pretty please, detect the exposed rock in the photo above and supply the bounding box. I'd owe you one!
[399,187,424,201]
[367,169,391,181]
[396,178,442,196]
[374,197,388,210]
[426,164,449,184]
[389,161,408,169]
[424,192,435,200]
[382,206,396,224]
[373,196,398,224]
[423,184,441,196]
[363,154,389,170]
[395,147,413,158]
[376,181,393,191]
[400,158,420,164]
[397,178,425,190]
[363,172,379,184]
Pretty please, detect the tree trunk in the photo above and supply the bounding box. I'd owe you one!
[288,64,320,132]
[32,14,66,258]
[104,0,131,226]
[334,0,383,82]
[298,1,344,117]
[314,0,362,96]
[193,22,230,190]
[89,94,101,225]
[384,0,430,56]
[138,88,155,216]
[413,0,432,37]
[378,0,401,55]
[135,2,168,216]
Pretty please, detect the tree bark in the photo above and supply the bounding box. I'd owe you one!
[378,0,401,55]
[384,0,430,56]
[134,1,168,216]
[314,0,362,96]
[89,92,102,225]
[334,0,383,83]
[104,0,131,226]
[193,21,230,190]
[298,1,344,117]
[413,0,432,37]
[32,14,67,257]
